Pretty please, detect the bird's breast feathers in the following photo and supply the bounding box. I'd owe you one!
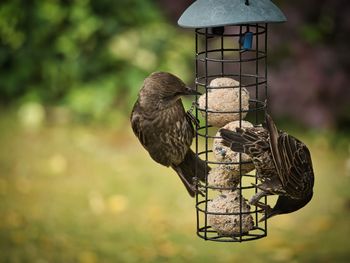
[132,103,193,166]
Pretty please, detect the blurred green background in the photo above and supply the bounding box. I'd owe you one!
[0,0,350,262]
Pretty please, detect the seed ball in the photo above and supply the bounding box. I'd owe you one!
[207,191,254,236]
[213,120,255,173]
[198,78,250,127]
[207,165,241,191]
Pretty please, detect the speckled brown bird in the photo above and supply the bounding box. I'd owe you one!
[130,72,209,197]
[220,114,314,221]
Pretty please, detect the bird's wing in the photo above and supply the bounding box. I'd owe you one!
[265,114,284,178]
[277,133,314,198]
[130,101,147,147]
[220,127,270,157]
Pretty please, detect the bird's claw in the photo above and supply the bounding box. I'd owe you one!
[256,201,274,222]
[254,201,272,211]
[192,177,205,197]
[249,191,267,205]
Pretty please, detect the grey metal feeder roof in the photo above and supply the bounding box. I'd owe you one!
[178,0,286,28]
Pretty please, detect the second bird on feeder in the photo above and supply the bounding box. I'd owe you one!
[130,72,209,197]
[220,114,315,221]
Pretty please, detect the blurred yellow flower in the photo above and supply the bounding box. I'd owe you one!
[48,154,68,175]
[134,49,157,71]
[109,30,140,60]
[107,194,128,214]
[17,102,45,131]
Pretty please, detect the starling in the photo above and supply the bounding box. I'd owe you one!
[130,72,209,197]
[220,114,314,221]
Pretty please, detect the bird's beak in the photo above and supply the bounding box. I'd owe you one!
[182,87,201,96]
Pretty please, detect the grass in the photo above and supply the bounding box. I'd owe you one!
[0,109,350,263]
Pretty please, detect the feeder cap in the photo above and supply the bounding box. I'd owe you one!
[178,0,287,28]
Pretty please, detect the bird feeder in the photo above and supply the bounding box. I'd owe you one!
[178,0,286,242]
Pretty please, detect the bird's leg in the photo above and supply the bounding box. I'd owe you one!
[177,170,204,197]
[251,193,274,222]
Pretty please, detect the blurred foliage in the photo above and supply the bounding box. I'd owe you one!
[0,0,193,122]
[0,0,349,128]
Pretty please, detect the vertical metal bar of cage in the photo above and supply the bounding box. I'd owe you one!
[195,29,200,238]
[220,30,224,76]
[265,24,268,108]
[255,24,259,226]
[264,23,268,236]
[238,24,243,242]
[255,24,259,125]
[204,27,209,240]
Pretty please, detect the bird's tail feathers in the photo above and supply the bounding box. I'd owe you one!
[172,149,209,197]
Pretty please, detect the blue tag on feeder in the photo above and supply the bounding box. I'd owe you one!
[242,31,253,49]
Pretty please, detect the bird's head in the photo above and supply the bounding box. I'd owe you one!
[260,192,313,222]
[140,72,200,109]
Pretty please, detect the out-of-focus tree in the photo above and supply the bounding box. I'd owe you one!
[0,0,349,129]
[0,0,193,121]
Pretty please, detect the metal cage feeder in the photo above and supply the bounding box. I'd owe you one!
[178,0,286,242]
